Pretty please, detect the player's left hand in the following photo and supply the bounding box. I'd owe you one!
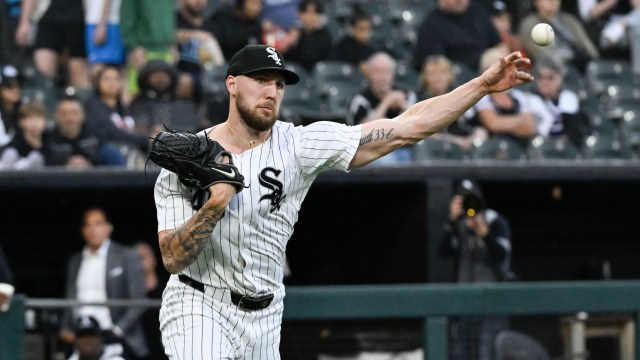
[479,51,533,94]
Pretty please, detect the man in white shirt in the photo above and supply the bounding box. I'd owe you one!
[59,207,149,359]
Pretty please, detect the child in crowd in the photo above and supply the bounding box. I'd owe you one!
[0,100,47,170]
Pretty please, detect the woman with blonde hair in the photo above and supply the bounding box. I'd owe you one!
[474,47,553,148]
[417,55,487,152]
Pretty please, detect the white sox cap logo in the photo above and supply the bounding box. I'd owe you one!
[266,47,282,66]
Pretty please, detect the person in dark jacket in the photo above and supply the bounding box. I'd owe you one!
[283,0,333,72]
[59,207,149,359]
[412,0,501,72]
[440,179,515,360]
[207,0,263,60]
[45,95,126,167]
[331,4,376,66]
[84,65,149,154]
[127,60,199,138]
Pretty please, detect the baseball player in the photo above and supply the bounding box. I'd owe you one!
[153,44,532,359]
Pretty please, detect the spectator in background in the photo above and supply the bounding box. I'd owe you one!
[0,64,22,147]
[67,315,125,360]
[331,4,376,66]
[260,0,300,53]
[261,0,299,31]
[135,243,160,297]
[578,0,632,56]
[209,0,263,60]
[347,52,417,165]
[15,0,90,88]
[128,60,199,138]
[582,0,640,76]
[1,0,23,65]
[417,55,488,152]
[0,242,14,313]
[518,0,599,73]
[59,207,150,360]
[412,0,501,74]
[176,0,224,107]
[84,0,126,75]
[119,0,176,99]
[474,47,553,148]
[45,95,126,167]
[84,65,150,163]
[440,179,515,360]
[530,56,589,147]
[135,242,167,360]
[0,100,47,170]
[491,0,528,58]
[284,0,333,72]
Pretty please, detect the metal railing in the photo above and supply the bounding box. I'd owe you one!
[2,280,640,359]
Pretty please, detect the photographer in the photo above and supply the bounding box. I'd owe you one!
[439,179,514,360]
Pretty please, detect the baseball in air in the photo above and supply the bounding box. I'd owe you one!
[531,23,554,46]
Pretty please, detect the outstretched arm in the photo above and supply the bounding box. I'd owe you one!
[349,51,533,169]
[158,185,234,274]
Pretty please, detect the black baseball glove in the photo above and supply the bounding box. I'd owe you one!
[148,128,245,193]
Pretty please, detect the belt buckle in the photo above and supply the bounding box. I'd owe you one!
[237,293,274,311]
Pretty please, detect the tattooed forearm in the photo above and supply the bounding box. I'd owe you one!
[359,128,394,146]
[159,204,225,273]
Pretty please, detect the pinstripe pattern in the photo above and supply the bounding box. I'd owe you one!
[155,120,362,359]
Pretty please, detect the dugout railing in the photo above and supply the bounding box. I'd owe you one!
[3,280,640,359]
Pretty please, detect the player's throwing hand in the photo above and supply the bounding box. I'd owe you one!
[479,51,533,94]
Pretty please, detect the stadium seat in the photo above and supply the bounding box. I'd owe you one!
[585,59,634,95]
[564,63,586,93]
[472,136,527,160]
[280,89,322,125]
[311,61,365,94]
[395,60,420,91]
[321,83,361,119]
[600,84,640,112]
[588,110,620,138]
[284,61,311,87]
[583,135,634,159]
[527,136,581,160]
[61,86,94,102]
[494,330,551,360]
[614,106,640,147]
[413,138,467,161]
[452,61,477,87]
[201,64,229,100]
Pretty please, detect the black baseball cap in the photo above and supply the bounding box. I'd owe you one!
[0,65,19,87]
[226,45,299,85]
[491,0,508,15]
[74,315,102,337]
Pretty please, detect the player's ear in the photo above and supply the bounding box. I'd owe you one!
[226,75,237,95]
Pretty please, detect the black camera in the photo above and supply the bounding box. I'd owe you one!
[462,191,486,217]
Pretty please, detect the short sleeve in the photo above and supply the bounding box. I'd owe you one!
[294,122,362,177]
[154,169,197,232]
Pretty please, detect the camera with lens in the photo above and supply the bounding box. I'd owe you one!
[462,190,486,217]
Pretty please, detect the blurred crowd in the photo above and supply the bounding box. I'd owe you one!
[0,0,640,170]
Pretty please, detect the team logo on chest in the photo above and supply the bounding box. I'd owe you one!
[259,167,286,213]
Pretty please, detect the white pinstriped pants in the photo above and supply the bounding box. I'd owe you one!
[160,275,285,359]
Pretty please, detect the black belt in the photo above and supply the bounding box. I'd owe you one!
[178,274,274,311]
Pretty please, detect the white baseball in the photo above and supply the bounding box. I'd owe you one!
[531,23,554,46]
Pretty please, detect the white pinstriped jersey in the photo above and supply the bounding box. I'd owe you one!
[155,120,362,296]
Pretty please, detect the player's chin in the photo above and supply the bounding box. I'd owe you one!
[251,111,278,131]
